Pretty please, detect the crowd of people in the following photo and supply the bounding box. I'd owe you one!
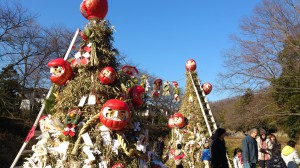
[209,128,300,168]
[165,128,300,168]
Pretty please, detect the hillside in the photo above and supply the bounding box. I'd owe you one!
[210,90,282,134]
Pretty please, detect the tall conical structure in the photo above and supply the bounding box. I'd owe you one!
[165,59,210,168]
[14,1,167,167]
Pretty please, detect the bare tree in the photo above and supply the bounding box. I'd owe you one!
[218,0,300,94]
[0,1,36,62]
[0,1,78,116]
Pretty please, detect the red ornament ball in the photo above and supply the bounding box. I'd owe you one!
[185,59,197,71]
[202,82,212,95]
[168,112,185,129]
[121,65,139,76]
[80,0,108,20]
[129,85,145,107]
[99,99,130,130]
[98,66,116,85]
[48,58,73,86]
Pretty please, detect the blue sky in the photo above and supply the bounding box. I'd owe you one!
[18,0,261,101]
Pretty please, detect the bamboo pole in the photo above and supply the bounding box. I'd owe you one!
[10,28,80,168]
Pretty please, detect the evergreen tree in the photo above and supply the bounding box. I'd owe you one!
[179,71,207,136]
[0,65,21,116]
[165,70,208,167]
[271,35,300,139]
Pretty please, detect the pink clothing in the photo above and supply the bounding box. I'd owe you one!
[256,137,271,161]
[233,155,243,168]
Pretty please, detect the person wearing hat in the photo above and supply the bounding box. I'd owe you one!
[256,128,270,168]
[211,128,229,168]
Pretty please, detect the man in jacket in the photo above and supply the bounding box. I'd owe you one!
[242,128,258,168]
[281,140,300,167]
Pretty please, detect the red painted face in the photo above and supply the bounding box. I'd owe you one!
[168,113,185,129]
[99,99,130,130]
[99,66,116,85]
[202,82,212,95]
[48,58,73,86]
[185,59,196,71]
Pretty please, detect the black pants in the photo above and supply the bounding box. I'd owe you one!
[157,152,163,161]
[176,165,183,168]
[259,160,269,168]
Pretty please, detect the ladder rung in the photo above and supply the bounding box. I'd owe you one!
[208,121,216,124]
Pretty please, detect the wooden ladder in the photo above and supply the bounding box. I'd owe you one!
[189,72,232,168]
[189,72,217,136]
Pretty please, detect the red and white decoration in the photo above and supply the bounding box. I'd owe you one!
[185,59,196,71]
[151,78,162,98]
[80,0,108,20]
[98,66,116,85]
[202,82,212,95]
[129,85,145,107]
[172,81,180,101]
[121,65,139,77]
[99,99,130,130]
[48,58,73,86]
[71,43,92,67]
[112,163,124,168]
[168,113,185,129]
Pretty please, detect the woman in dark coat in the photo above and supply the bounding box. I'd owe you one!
[211,128,229,168]
[268,144,287,168]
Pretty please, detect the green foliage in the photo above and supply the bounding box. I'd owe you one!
[179,72,206,131]
[241,89,254,105]
[271,34,300,139]
[44,88,56,114]
[0,65,21,116]
[280,116,300,139]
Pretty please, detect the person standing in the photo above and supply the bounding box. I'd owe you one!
[174,143,185,168]
[201,143,211,168]
[256,129,270,168]
[267,133,281,156]
[268,147,287,168]
[233,148,243,168]
[242,128,258,168]
[281,140,300,167]
[156,136,165,161]
[211,128,229,168]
